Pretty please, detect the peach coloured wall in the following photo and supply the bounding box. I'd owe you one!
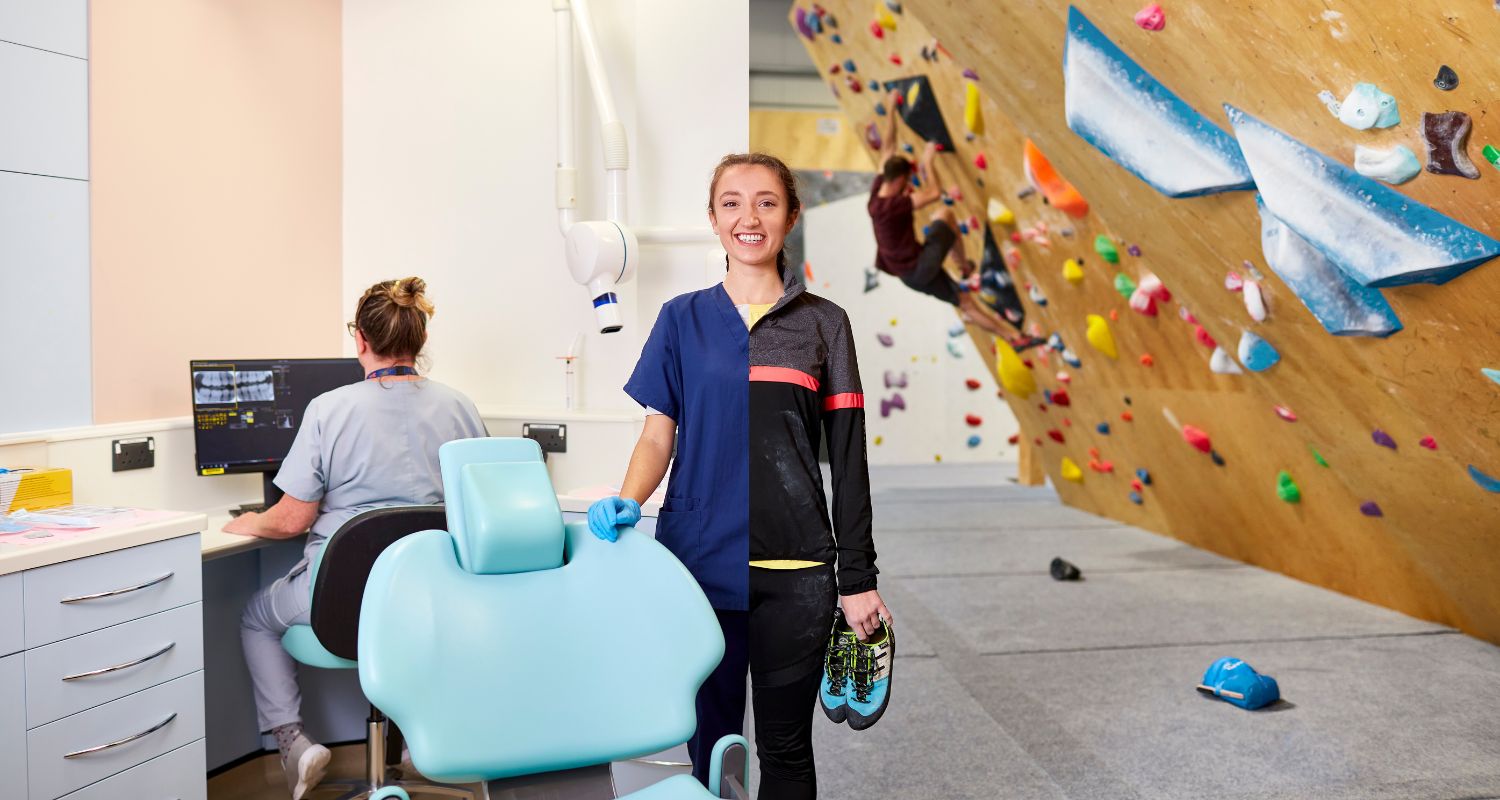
[90,0,343,423]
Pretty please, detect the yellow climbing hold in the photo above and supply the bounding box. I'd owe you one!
[876,5,897,30]
[1060,457,1084,483]
[986,197,1014,225]
[890,318,899,326]
[874,435,884,446]
[964,81,984,136]
[1063,258,1085,285]
[1085,314,1118,359]
[994,339,1037,398]
[907,81,921,107]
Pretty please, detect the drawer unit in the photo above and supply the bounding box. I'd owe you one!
[58,739,206,800]
[1,653,26,796]
[27,671,205,800]
[0,572,21,656]
[25,603,204,728]
[23,535,202,648]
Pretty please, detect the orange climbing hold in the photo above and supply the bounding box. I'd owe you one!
[804,262,815,281]
[1022,139,1090,218]
[1121,411,1134,422]
[1139,353,1154,366]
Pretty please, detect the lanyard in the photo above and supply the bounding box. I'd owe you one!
[366,365,419,380]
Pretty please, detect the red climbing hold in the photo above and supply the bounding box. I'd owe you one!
[869,20,884,38]
[1139,353,1154,367]
[847,76,864,93]
[974,153,988,170]
[965,378,982,390]
[1010,231,1023,243]
[1034,437,1043,447]
[1182,425,1213,453]
[1193,325,1217,349]
[889,53,903,66]
[1274,405,1297,422]
[1051,390,1071,407]
[1121,411,1134,422]
[1088,459,1114,473]
[1134,3,1166,31]
[1008,434,1020,445]
[965,414,983,427]
[1109,309,1119,322]
[1048,429,1065,443]
[1130,478,1144,492]
[829,64,842,74]
[1419,435,1438,450]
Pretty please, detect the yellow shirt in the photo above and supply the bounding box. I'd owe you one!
[738,302,824,570]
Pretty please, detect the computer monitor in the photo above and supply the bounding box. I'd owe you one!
[190,358,364,508]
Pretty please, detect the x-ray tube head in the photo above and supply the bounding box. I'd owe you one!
[566,220,638,333]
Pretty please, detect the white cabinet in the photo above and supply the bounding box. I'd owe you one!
[0,534,205,799]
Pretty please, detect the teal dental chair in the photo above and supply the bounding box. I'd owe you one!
[355,438,746,799]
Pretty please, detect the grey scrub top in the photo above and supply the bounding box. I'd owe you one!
[273,377,488,558]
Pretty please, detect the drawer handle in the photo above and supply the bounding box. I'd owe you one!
[63,712,177,759]
[59,572,173,604]
[62,642,176,682]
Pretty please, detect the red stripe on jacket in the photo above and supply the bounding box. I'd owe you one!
[822,393,864,411]
[749,365,820,393]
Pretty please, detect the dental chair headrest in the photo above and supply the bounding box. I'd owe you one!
[439,438,564,574]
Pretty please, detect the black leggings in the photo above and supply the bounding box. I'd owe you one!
[690,566,837,799]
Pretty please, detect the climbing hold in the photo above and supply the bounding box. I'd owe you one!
[873,435,882,445]
[965,378,981,390]
[876,332,894,347]
[1209,347,1243,375]
[1128,491,1144,505]
[1094,236,1119,263]
[864,269,879,293]
[829,63,842,75]
[1434,65,1459,91]
[1422,111,1481,179]
[1243,281,1267,321]
[974,153,988,170]
[946,340,963,358]
[948,322,966,338]
[1097,422,1111,434]
[1048,429,1066,443]
[804,262,815,282]
[1028,284,1049,307]
[1109,309,1119,322]
[1194,325,1217,350]
[888,53,903,66]
[1088,458,1114,474]
[1128,289,1157,316]
[1359,501,1383,517]
[1335,83,1400,130]
[934,454,943,462]
[1467,465,1500,493]
[959,221,970,235]
[1317,89,1341,118]
[868,19,885,38]
[1136,468,1151,485]
[1224,272,1244,292]
[965,414,983,427]
[848,76,865,94]
[1022,139,1090,218]
[1063,258,1085,285]
[1047,333,1065,352]
[1273,405,1297,422]
[1310,446,1329,467]
[831,33,843,44]
[1276,470,1301,503]
[876,6,897,31]
[964,81,984,136]
[1354,144,1422,185]
[1062,349,1082,368]
[1051,390,1071,407]
[1120,410,1134,422]
[863,120,881,150]
[1237,330,1280,372]
[1371,429,1397,450]
[901,142,914,154]
[1008,434,1020,445]
[1110,274,1136,301]
[1127,244,1142,257]
[1059,459,1084,483]
[994,339,1037,398]
[884,370,907,389]
[1484,368,1500,385]
[1056,371,1071,383]
[1138,353,1154,367]
[987,197,1014,225]
[967,435,982,448]
[1182,425,1212,453]
[794,7,816,39]
[1085,315,1118,359]
[1210,450,1226,466]
[1419,435,1437,450]
[1133,3,1165,30]
[1484,145,1500,172]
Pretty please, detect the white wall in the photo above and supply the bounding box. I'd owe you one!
[342,0,748,489]
[0,1,92,434]
[803,194,1019,465]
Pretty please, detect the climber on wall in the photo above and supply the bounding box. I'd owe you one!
[867,91,1010,338]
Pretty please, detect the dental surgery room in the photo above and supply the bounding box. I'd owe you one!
[5,1,1500,798]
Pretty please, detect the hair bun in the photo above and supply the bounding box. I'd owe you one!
[388,277,434,315]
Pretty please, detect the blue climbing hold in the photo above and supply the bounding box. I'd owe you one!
[943,195,955,206]
[1136,468,1151,485]
[1199,657,1280,710]
[959,221,970,235]
[875,102,886,116]
[1128,491,1143,505]
[902,143,915,154]
[1047,333,1065,351]
[808,12,823,33]
[921,225,931,236]
[967,435,982,448]
[1483,368,1500,385]
[844,58,857,73]
[868,80,879,92]
[1096,422,1111,435]
[1468,465,1500,493]
[1237,331,1281,372]
[831,33,843,44]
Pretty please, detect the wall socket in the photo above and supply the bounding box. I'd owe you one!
[112,437,155,472]
[521,423,567,456]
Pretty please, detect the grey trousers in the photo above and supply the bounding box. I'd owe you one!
[240,561,313,732]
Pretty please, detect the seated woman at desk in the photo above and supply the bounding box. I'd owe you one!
[223,277,487,800]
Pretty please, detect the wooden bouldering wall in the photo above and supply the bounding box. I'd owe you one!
[788,1,1500,644]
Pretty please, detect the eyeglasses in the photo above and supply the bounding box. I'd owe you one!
[346,321,359,338]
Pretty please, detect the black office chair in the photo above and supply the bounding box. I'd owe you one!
[280,505,472,799]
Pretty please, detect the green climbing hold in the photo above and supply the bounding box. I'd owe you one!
[1276,470,1301,503]
[1113,273,1137,300]
[1094,235,1119,263]
[1483,144,1500,171]
[1310,446,1329,468]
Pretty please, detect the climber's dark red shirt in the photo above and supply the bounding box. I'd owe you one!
[868,176,921,277]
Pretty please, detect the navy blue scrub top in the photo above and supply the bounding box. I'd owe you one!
[624,285,749,610]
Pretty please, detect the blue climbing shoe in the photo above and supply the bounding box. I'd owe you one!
[819,611,856,723]
[845,619,894,730]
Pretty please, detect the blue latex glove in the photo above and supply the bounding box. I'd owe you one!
[587,496,641,542]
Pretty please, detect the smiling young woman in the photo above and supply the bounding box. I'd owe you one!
[587,153,891,798]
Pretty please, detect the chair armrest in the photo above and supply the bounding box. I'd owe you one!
[708,734,749,799]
